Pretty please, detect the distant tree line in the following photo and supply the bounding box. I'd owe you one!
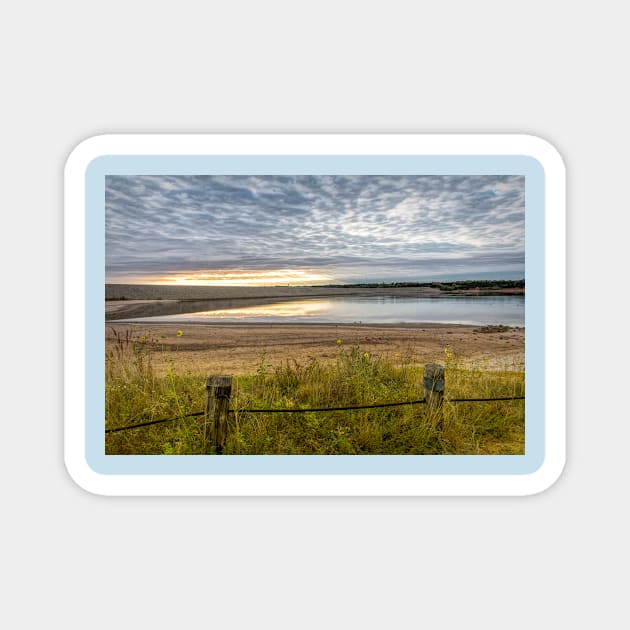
[319,279,525,290]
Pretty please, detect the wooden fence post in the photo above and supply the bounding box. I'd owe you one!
[423,363,445,427]
[204,375,232,454]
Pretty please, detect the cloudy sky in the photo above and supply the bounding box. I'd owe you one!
[105,174,525,286]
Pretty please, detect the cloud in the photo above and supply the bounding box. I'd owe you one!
[106,175,525,283]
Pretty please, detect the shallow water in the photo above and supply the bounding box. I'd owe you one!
[129,295,524,326]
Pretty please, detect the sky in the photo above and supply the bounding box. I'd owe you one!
[105,174,525,286]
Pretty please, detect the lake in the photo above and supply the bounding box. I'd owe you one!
[127,295,524,326]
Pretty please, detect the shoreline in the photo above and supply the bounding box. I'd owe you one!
[106,321,525,376]
[107,320,521,331]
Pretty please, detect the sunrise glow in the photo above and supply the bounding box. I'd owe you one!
[146,269,335,287]
[107,175,526,284]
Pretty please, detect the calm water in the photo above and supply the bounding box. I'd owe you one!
[132,295,524,326]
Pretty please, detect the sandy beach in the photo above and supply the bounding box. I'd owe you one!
[105,285,524,375]
[106,321,525,375]
[105,284,525,375]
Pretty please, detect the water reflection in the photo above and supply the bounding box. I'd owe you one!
[133,295,525,326]
[185,299,329,319]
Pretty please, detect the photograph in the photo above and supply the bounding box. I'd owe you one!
[104,173,526,456]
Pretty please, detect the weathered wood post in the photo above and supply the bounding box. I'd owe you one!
[423,363,445,428]
[204,375,232,454]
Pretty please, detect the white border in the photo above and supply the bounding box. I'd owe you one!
[64,134,565,496]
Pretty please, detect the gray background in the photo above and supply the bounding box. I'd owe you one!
[1,1,625,628]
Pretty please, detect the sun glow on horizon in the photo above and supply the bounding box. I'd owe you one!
[134,269,336,287]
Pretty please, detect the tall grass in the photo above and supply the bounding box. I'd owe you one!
[105,328,524,455]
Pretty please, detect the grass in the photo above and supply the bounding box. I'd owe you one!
[105,328,525,455]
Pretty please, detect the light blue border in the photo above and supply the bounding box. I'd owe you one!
[87,155,544,475]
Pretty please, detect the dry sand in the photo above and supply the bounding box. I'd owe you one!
[106,321,525,376]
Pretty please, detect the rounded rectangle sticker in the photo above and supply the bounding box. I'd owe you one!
[64,133,565,496]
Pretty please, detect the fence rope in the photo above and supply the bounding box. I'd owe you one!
[235,399,427,414]
[105,410,205,434]
[105,395,524,434]
[235,395,524,414]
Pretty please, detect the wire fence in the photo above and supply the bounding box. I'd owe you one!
[105,394,525,434]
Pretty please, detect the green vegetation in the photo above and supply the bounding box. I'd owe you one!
[105,329,525,455]
[319,279,525,291]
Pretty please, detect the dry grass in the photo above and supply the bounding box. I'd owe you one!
[105,328,525,455]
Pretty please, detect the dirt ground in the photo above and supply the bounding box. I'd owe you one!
[105,321,525,376]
